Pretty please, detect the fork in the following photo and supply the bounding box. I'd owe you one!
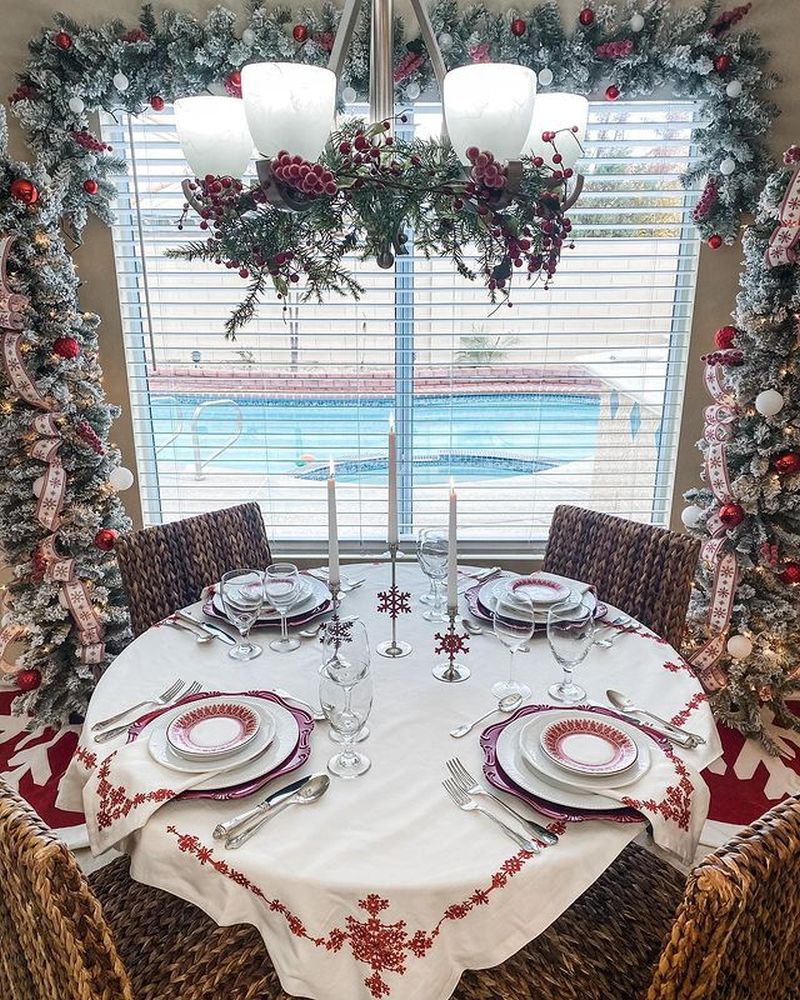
[446,758,558,846]
[594,615,640,649]
[91,679,186,732]
[442,779,540,853]
[94,681,203,743]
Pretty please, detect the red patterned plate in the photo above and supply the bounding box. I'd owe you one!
[538,717,638,777]
[167,701,260,758]
[507,575,571,605]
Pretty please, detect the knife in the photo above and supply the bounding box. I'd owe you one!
[176,609,236,645]
[212,774,312,839]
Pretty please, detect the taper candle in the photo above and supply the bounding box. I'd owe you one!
[327,458,340,590]
[388,412,398,546]
[447,479,458,612]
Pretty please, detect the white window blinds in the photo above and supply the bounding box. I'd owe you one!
[104,98,700,551]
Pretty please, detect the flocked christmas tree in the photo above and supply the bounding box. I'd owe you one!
[684,146,800,748]
[0,107,132,725]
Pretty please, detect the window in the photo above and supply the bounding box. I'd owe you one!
[104,98,700,551]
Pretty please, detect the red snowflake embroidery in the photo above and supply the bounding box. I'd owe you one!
[620,745,694,832]
[377,586,412,619]
[94,753,175,830]
[75,745,97,770]
[670,691,707,728]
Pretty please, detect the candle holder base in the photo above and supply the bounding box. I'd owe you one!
[432,660,471,683]
[376,639,413,659]
[433,613,471,683]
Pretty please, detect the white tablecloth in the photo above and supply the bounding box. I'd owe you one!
[60,563,721,1000]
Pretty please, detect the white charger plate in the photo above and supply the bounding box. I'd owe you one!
[482,576,590,622]
[213,575,328,623]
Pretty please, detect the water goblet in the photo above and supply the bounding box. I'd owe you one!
[491,592,534,700]
[319,660,373,778]
[264,563,301,653]
[220,569,265,661]
[417,528,449,622]
[547,601,595,703]
[321,618,371,742]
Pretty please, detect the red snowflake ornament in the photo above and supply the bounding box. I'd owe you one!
[434,629,470,658]
[376,586,412,619]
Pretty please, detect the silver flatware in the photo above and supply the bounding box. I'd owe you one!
[213,774,313,840]
[272,688,325,722]
[167,618,212,644]
[446,758,558,846]
[94,681,203,743]
[594,615,640,649]
[91,678,186,732]
[175,610,237,645]
[449,693,522,738]
[606,689,705,746]
[458,566,502,591]
[299,622,324,638]
[307,569,366,592]
[442,779,539,853]
[226,773,330,849]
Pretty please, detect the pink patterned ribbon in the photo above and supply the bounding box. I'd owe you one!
[0,237,28,330]
[765,164,800,267]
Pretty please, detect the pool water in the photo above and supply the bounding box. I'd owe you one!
[150,393,600,482]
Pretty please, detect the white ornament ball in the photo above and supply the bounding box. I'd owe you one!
[32,475,45,499]
[113,72,130,92]
[720,157,736,176]
[726,80,743,99]
[438,32,453,51]
[727,634,753,660]
[405,82,421,101]
[681,504,704,529]
[242,28,255,46]
[630,13,645,32]
[755,389,785,417]
[109,466,135,491]
[341,86,357,104]
[68,95,85,115]
[538,67,554,87]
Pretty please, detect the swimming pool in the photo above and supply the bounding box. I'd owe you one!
[149,393,600,482]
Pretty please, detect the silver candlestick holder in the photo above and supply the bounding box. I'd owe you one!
[432,609,471,682]
[376,543,413,658]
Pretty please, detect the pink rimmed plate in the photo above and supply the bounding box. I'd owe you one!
[538,716,638,777]
[167,700,261,759]
[506,574,571,606]
[465,582,606,631]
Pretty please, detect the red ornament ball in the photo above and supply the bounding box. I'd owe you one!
[780,562,800,585]
[52,336,80,359]
[54,31,72,51]
[293,23,309,43]
[16,669,41,693]
[605,84,620,101]
[94,527,119,551]
[579,8,596,26]
[511,18,527,36]
[714,54,732,73]
[9,178,39,205]
[773,451,800,476]
[708,233,723,249]
[149,95,165,112]
[83,178,98,195]
[714,325,737,349]
[719,502,745,528]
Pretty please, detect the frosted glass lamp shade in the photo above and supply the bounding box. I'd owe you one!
[522,93,589,170]
[242,62,336,161]
[175,96,253,178]
[443,64,537,165]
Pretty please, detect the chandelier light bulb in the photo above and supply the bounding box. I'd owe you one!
[522,92,589,170]
[175,96,253,178]
[242,62,336,161]
[443,63,537,166]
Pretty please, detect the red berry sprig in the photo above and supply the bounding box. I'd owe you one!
[150,95,165,111]
[465,147,508,192]
[693,176,719,222]
[8,83,36,104]
[709,4,751,38]
[123,27,150,42]
[83,179,98,195]
[595,39,634,59]
[71,129,112,153]
[271,152,337,198]
[714,54,732,73]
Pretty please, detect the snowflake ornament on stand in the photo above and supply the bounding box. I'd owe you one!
[377,586,412,619]
[376,545,413,659]
[433,620,471,683]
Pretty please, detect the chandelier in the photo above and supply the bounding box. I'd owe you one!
[172,0,588,334]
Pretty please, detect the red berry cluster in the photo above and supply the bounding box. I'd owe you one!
[337,123,400,180]
[465,148,508,191]
[313,32,335,52]
[271,152,337,198]
[595,38,634,58]
[71,129,112,153]
[8,83,36,104]
[75,419,105,454]
[531,132,577,181]
[708,3,751,38]
[702,349,744,366]
[693,176,719,222]
[394,50,425,83]
[182,174,244,234]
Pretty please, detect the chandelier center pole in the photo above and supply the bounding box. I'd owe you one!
[370,0,394,125]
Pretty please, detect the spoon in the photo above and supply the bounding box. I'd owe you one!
[606,689,706,745]
[449,693,523,738]
[226,773,330,849]
[299,622,323,638]
[166,618,212,644]
[594,616,636,649]
[272,688,326,721]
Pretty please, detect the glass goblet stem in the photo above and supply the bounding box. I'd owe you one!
[507,648,516,684]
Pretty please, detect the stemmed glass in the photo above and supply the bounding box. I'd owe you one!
[220,569,265,661]
[321,619,371,743]
[491,592,534,700]
[319,634,373,778]
[264,563,301,653]
[547,601,595,703]
[417,528,449,622]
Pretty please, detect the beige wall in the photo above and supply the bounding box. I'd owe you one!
[1,0,796,534]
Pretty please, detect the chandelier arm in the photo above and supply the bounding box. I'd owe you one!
[406,0,447,92]
[327,0,364,81]
[561,173,585,213]
[370,0,394,125]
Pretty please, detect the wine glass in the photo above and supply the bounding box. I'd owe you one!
[319,657,373,778]
[416,528,449,622]
[321,618,371,743]
[547,601,595,703]
[220,569,265,660]
[264,563,301,653]
[491,591,534,700]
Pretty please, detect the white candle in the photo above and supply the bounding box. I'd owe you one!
[447,479,458,613]
[388,412,398,547]
[327,458,340,590]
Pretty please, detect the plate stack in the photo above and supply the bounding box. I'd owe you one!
[466,572,598,628]
[204,574,333,629]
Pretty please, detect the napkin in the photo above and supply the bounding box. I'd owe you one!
[82,739,230,855]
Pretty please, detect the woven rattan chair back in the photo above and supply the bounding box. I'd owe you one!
[647,794,800,999]
[0,779,133,1000]
[542,505,700,648]
[115,502,272,636]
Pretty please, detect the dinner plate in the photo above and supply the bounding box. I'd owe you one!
[497,574,571,608]
[167,699,264,759]
[212,575,321,623]
[480,575,591,623]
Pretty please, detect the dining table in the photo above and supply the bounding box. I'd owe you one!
[59,561,722,1000]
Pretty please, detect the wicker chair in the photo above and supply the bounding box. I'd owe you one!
[2,777,798,1000]
[115,502,272,636]
[542,505,701,648]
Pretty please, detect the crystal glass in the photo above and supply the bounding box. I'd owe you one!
[547,601,595,703]
[417,528,449,622]
[521,93,589,170]
[418,579,436,605]
[175,96,253,179]
[491,592,534,700]
[443,63,537,165]
[264,563,301,653]
[319,660,373,778]
[321,618,370,743]
[220,569,265,660]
